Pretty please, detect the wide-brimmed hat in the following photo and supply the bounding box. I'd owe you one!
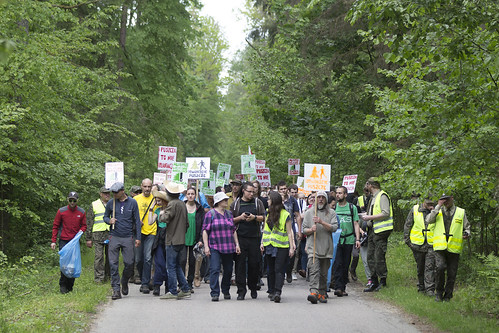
[152,190,168,202]
[163,181,185,194]
[230,179,242,185]
[213,192,229,206]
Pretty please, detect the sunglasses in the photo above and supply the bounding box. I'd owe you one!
[68,199,77,203]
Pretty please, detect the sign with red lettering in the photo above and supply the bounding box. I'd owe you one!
[158,146,177,171]
[288,158,300,176]
[342,174,358,194]
[234,174,244,180]
[256,168,271,187]
[255,160,266,169]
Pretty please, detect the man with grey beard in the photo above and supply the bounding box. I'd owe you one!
[302,191,338,304]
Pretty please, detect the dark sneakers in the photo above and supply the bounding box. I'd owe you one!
[274,294,281,303]
[153,285,160,296]
[140,284,150,294]
[250,290,258,299]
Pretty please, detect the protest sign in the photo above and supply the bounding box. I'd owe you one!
[186,157,210,179]
[303,163,331,191]
[342,174,358,194]
[105,162,124,189]
[241,155,256,174]
[255,160,266,169]
[157,146,177,171]
[153,172,166,185]
[200,170,216,196]
[288,158,300,176]
[171,162,188,187]
[256,168,271,187]
[216,163,231,184]
[216,178,226,188]
[234,174,244,180]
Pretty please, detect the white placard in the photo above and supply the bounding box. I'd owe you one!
[186,157,211,179]
[288,158,300,176]
[255,160,266,169]
[256,168,271,187]
[241,155,256,174]
[153,172,167,185]
[303,163,331,191]
[342,174,358,194]
[105,162,124,189]
[158,146,177,171]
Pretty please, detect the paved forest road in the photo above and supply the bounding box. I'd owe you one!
[89,276,422,333]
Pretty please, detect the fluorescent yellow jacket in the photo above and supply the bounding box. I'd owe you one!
[92,199,109,232]
[410,205,434,245]
[372,190,393,234]
[433,207,465,254]
[262,210,290,248]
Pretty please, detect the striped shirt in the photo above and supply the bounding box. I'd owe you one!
[203,209,236,254]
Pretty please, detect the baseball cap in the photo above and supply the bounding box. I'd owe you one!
[100,186,110,193]
[230,179,242,185]
[110,182,125,193]
[439,193,452,200]
[129,185,141,194]
[68,191,79,200]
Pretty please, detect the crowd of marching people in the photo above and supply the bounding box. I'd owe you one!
[52,177,470,304]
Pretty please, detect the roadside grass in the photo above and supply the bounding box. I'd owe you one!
[356,232,498,332]
[0,246,110,332]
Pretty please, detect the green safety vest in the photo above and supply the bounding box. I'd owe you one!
[358,196,364,208]
[262,209,290,248]
[410,205,434,245]
[372,190,393,234]
[433,207,465,254]
[92,199,109,232]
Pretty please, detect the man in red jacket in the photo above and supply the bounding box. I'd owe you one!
[51,191,87,293]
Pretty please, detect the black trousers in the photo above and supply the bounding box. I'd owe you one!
[435,250,460,299]
[333,243,353,291]
[266,248,288,295]
[235,236,261,295]
[59,239,75,291]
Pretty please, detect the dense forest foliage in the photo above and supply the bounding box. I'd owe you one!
[0,0,497,258]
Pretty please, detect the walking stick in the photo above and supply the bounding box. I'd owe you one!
[112,197,115,230]
[313,194,318,264]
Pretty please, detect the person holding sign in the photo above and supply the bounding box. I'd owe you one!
[260,191,296,303]
[104,182,142,300]
[51,191,87,294]
[302,191,338,304]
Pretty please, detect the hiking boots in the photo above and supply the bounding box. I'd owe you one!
[334,289,343,297]
[274,293,281,303]
[140,284,150,294]
[307,292,318,304]
[112,290,122,300]
[121,278,129,296]
[318,294,327,303]
[153,285,160,296]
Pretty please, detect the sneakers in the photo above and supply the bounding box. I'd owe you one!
[224,293,231,300]
[334,289,343,297]
[318,294,327,303]
[298,269,306,278]
[194,278,201,288]
[307,293,318,304]
[177,290,191,299]
[111,290,122,300]
[292,273,297,280]
[269,293,275,301]
[160,292,178,300]
[251,290,258,299]
[286,274,292,283]
[211,296,219,302]
[140,284,150,294]
[274,294,281,303]
[365,279,373,287]
[133,278,141,285]
[60,286,69,294]
[237,294,245,300]
[153,285,160,296]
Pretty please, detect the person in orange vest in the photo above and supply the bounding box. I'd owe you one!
[426,194,470,302]
[403,197,436,296]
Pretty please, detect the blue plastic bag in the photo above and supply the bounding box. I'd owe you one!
[327,228,342,287]
[58,230,83,278]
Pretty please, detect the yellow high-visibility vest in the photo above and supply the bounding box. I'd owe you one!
[262,210,290,248]
[433,207,465,254]
[358,196,365,208]
[410,205,434,245]
[92,199,109,232]
[372,190,393,234]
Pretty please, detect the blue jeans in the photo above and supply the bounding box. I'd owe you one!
[139,233,154,286]
[166,244,189,295]
[209,249,234,297]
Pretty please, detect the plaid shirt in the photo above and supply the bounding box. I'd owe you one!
[203,209,236,254]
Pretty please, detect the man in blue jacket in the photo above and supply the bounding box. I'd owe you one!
[104,182,141,300]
